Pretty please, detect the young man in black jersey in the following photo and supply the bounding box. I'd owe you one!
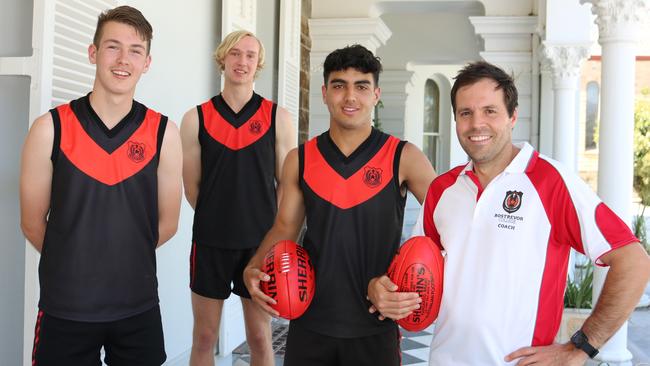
[244,45,436,366]
[20,5,182,365]
[180,30,296,366]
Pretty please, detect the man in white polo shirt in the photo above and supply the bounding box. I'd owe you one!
[401,61,650,365]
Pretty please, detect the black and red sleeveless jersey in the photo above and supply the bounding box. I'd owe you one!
[294,128,407,338]
[192,93,277,249]
[39,94,167,322]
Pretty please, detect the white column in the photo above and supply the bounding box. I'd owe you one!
[541,44,590,172]
[308,18,391,137]
[537,49,555,156]
[377,70,413,138]
[581,1,649,365]
[469,16,537,144]
[403,70,426,147]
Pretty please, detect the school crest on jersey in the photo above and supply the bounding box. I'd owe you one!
[249,120,263,134]
[127,141,146,163]
[502,191,523,213]
[363,166,382,188]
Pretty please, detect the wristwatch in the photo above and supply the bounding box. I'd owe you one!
[570,329,599,358]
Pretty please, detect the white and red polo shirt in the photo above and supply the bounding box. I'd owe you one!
[412,142,637,365]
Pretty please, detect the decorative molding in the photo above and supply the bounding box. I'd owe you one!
[381,70,414,90]
[470,16,538,52]
[479,51,533,64]
[309,17,391,53]
[581,0,650,43]
[380,70,415,106]
[540,43,590,87]
[537,46,553,74]
[469,16,539,35]
[0,57,33,76]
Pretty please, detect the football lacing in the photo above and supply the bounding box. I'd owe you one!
[280,252,291,273]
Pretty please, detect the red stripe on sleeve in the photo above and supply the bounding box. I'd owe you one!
[595,203,639,251]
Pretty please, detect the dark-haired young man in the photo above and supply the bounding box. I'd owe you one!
[20,6,182,365]
[411,61,650,365]
[244,44,436,365]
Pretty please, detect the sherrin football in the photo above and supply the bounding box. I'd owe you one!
[387,236,444,331]
[260,240,315,320]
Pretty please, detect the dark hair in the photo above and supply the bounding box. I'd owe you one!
[323,44,382,85]
[93,6,153,54]
[451,61,518,117]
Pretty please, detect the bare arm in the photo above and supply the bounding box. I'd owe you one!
[399,142,436,203]
[367,142,437,320]
[506,242,650,365]
[20,113,55,253]
[581,243,650,346]
[274,106,297,204]
[180,107,201,209]
[157,120,183,247]
[244,148,305,315]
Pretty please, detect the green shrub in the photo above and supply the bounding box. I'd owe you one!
[564,262,593,309]
[633,214,648,253]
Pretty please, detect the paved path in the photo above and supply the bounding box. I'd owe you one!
[629,283,650,364]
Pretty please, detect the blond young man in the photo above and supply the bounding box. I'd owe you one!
[181,30,296,366]
[20,6,182,365]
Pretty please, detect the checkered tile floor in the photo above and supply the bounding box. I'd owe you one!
[231,321,434,366]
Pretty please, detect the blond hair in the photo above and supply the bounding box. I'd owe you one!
[214,30,265,77]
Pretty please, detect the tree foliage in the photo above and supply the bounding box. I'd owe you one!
[634,100,650,207]
[634,99,650,252]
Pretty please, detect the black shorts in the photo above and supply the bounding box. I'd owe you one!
[284,322,401,366]
[32,305,166,366]
[189,242,256,299]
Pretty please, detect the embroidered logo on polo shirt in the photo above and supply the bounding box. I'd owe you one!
[494,191,525,231]
[363,166,382,188]
[249,120,262,134]
[502,191,523,213]
[127,141,146,163]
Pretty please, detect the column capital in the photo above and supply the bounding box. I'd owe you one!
[540,43,590,88]
[381,70,415,89]
[469,16,538,52]
[581,0,650,43]
[537,46,553,75]
[309,17,391,54]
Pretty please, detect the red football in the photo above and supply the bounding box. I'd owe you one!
[260,240,315,320]
[387,236,444,332]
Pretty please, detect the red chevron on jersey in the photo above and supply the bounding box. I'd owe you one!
[201,99,273,150]
[303,136,399,210]
[57,104,161,186]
